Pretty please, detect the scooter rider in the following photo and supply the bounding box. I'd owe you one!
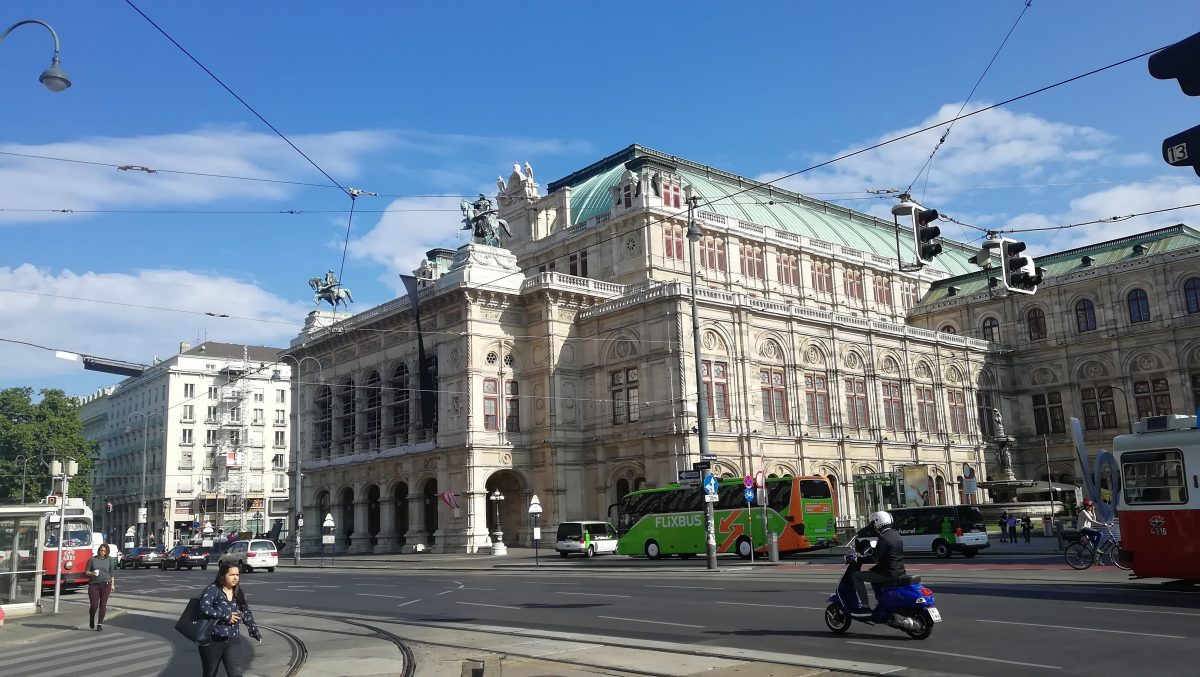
[852,511,906,612]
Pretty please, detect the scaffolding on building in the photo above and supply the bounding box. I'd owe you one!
[214,347,252,535]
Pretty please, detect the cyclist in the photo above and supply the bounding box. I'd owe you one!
[1077,499,1110,549]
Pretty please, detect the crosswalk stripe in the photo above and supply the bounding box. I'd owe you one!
[1,632,128,661]
[85,656,175,677]
[37,646,168,677]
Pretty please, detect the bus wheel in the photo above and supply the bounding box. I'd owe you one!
[736,537,753,559]
[645,540,662,560]
[932,540,952,559]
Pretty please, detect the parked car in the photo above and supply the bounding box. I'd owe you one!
[118,546,164,569]
[849,505,991,559]
[160,545,210,570]
[555,521,619,558]
[218,539,279,573]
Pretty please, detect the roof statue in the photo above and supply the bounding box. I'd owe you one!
[523,161,534,182]
[308,269,354,310]
[497,160,539,205]
[460,193,513,247]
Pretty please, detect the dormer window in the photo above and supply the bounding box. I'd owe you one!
[662,177,682,209]
[1081,255,1093,267]
[1132,243,1147,256]
[621,183,634,208]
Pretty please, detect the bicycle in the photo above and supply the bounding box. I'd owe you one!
[1064,528,1130,571]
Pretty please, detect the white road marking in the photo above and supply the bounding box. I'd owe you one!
[457,601,520,610]
[356,593,407,599]
[598,615,703,628]
[716,601,824,610]
[459,587,495,591]
[278,588,314,592]
[978,619,1186,639]
[645,584,725,590]
[846,640,1062,670]
[436,589,455,595]
[1084,606,1200,617]
[523,581,577,585]
[396,599,422,607]
[556,591,631,598]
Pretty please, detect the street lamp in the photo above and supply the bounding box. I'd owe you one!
[253,511,263,536]
[0,20,72,92]
[13,454,37,503]
[489,489,506,556]
[274,354,324,567]
[684,184,719,571]
[126,411,165,547]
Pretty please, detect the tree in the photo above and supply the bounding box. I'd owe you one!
[0,388,96,503]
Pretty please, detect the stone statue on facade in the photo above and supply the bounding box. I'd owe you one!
[308,269,354,310]
[460,193,512,247]
[992,408,1006,438]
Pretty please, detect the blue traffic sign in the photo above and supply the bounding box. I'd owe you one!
[743,487,755,503]
[702,474,719,495]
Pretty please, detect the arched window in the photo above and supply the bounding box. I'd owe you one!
[981,317,1000,342]
[1127,289,1150,324]
[1075,299,1097,332]
[1185,277,1200,314]
[940,324,957,335]
[1027,308,1047,340]
[935,476,947,505]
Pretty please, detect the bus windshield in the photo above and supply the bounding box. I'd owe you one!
[46,519,92,547]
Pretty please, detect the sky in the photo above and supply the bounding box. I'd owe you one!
[3,1,1199,397]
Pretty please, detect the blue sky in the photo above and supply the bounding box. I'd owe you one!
[3,1,1199,396]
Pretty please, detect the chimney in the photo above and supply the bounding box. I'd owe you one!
[179,342,191,354]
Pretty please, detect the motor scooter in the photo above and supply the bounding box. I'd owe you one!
[823,539,941,639]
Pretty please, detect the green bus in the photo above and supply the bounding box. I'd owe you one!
[612,475,838,559]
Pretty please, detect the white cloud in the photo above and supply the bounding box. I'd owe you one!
[0,264,305,380]
[758,103,1143,210]
[345,197,467,292]
[0,126,394,224]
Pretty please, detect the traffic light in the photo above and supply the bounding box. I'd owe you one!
[1000,238,1043,295]
[1149,31,1200,175]
[914,209,942,262]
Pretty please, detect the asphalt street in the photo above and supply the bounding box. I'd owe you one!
[94,553,1198,677]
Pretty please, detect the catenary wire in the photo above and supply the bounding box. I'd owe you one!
[909,0,1034,194]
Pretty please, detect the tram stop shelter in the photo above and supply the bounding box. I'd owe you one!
[1,504,56,616]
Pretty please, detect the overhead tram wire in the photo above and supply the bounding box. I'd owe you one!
[2,45,1173,346]
[436,42,1172,302]
[908,0,1034,199]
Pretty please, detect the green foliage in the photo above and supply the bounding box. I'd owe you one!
[0,387,97,503]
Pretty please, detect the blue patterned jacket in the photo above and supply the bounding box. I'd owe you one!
[198,583,261,641]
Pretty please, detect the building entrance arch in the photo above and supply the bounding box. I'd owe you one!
[338,487,354,550]
[485,470,526,546]
[365,484,381,547]
[422,479,438,545]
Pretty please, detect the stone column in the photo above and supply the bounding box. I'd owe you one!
[405,495,428,551]
[300,499,322,556]
[349,499,372,554]
[465,490,490,553]
[375,498,397,553]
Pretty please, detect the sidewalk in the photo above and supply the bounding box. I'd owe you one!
[281,533,1066,571]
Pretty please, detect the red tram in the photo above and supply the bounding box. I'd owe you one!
[1114,415,1200,581]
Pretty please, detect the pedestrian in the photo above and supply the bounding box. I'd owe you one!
[998,512,1008,542]
[85,543,116,631]
[1007,515,1018,543]
[197,562,262,677]
[1022,516,1033,543]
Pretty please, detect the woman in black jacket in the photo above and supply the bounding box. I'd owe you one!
[197,562,262,677]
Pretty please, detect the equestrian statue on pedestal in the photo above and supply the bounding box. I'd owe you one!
[308,269,354,311]
[460,193,512,247]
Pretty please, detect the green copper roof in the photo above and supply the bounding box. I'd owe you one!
[922,225,1200,302]
[548,144,982,276]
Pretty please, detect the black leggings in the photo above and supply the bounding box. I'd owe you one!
[198,636,250,677]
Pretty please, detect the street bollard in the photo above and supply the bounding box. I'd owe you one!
[768,532,780,562]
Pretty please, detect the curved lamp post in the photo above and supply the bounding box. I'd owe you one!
[274,354,324,565]
[126,411,165,547]
[0,19,71,92]
[489,489,506,556]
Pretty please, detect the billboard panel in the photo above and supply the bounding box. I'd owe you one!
[902,465,932,507]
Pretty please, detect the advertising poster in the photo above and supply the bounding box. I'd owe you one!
[963,463,978,501]
[903,465,932,507]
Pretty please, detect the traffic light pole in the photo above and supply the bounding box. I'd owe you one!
[685,190,719,572]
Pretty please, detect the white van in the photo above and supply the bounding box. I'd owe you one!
[555,521,618,558]
[851,506,990,559]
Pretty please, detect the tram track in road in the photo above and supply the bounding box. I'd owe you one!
[261,624,308,677]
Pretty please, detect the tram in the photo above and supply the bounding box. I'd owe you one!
[1114,414,1200,581]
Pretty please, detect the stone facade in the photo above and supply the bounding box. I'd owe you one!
[291,146,1000,555]
[907,225,1200,490]
[82,342,291,548]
